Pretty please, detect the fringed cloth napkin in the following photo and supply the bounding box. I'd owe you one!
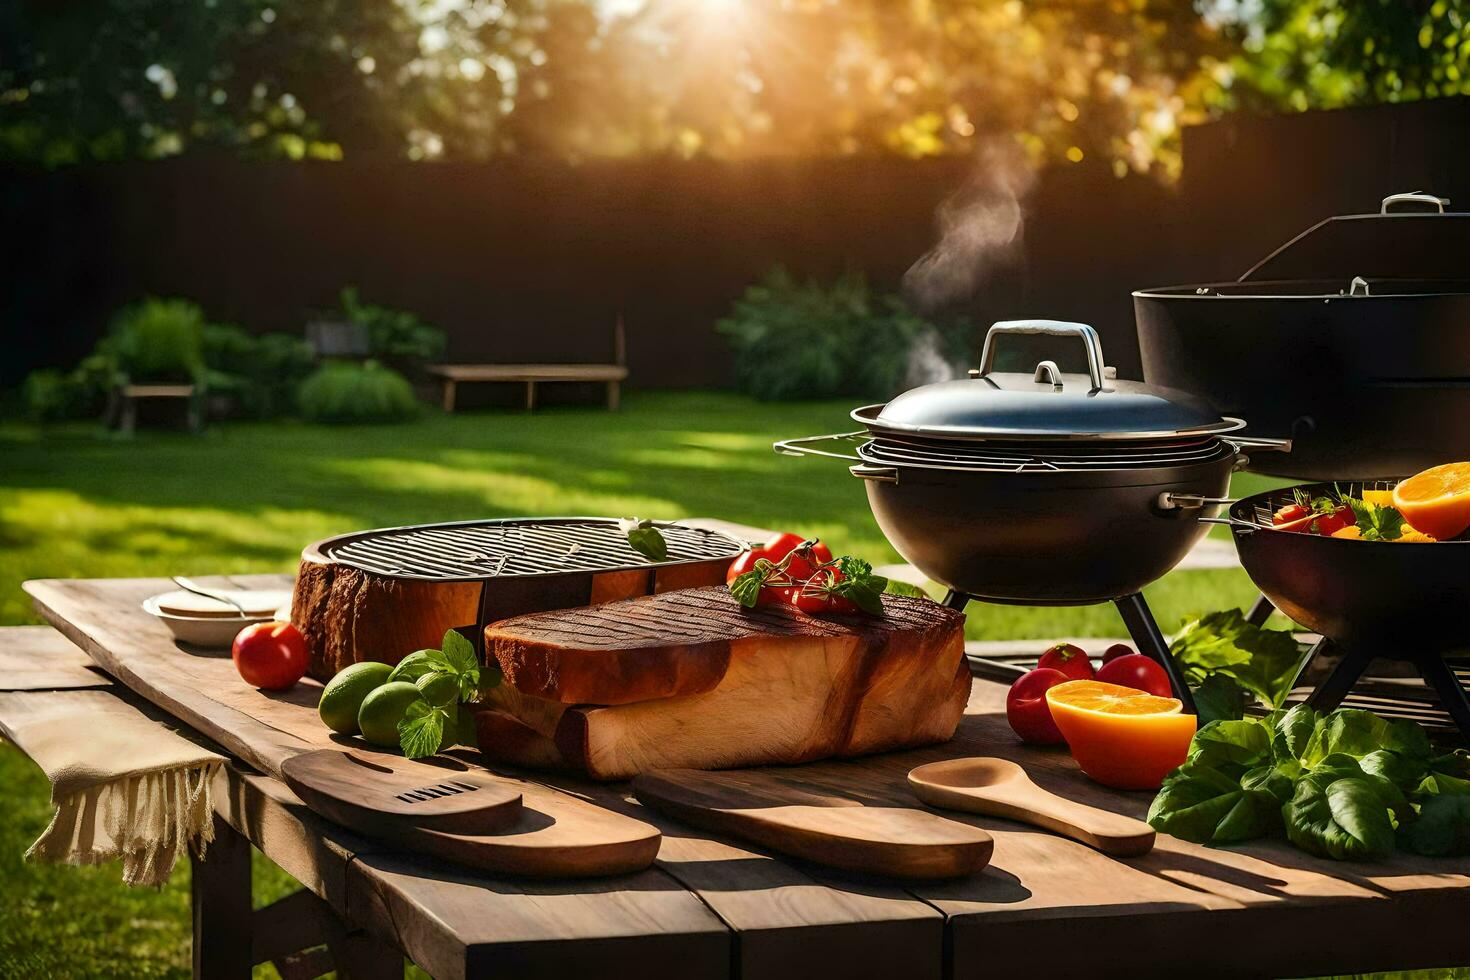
[0,689,225,887]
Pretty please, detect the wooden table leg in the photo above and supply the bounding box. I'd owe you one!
[441,379,456,413]
[191,813,252,980]
[525,379,537,412]
[607,379,620,411]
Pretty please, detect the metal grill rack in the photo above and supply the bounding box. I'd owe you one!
[859,436,1233,473]
[321,518,744,581]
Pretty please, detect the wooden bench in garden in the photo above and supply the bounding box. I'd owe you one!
[428,317,627,412]
[105,383,203,435]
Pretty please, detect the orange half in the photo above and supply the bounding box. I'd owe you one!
[1046,679,1183,716]
[1046,680,1195,790]
[1392,462,1470,540]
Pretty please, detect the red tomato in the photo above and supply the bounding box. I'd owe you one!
[232,621,308,690]
[1037,642,1095,681]
[1311,506,1354,537]
[726,549,760,583]
[1094,653,1174,698]
[1006,668,1069,744]
[1101,643,1135,665]
[791,568,858,615]
[1273,503,1308,526]
[758,584,798,607]
[725,534,833,584]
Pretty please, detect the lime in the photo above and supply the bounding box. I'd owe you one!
[416,671,459,708]
[357,681,425,748]
[317,661,393,735]
[388,650,436,684]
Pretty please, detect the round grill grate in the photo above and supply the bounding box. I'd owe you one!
[318,518,746,581]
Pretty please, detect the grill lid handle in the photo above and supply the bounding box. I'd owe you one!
[978,320,1107,394]
[1381,191,1448,214]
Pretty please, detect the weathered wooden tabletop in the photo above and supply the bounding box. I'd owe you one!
[22,574,1470,980]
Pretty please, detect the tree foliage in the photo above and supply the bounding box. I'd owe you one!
[2,0,1467,176]
[1216,0,1470,112]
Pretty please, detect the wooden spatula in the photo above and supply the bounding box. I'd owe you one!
[281,749,523,836]
[633,767,993,879]
[907,757,1155,857]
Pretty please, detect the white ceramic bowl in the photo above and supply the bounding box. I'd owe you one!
[142,595,275,648]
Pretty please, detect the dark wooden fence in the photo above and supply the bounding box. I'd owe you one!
[5,95,1469,391]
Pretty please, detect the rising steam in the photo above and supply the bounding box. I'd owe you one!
[903,142,1036,314]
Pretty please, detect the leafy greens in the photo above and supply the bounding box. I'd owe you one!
[1148,704,1470,861]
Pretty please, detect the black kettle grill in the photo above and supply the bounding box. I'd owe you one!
[1135,191,1470,481]
[777,320,1293,712]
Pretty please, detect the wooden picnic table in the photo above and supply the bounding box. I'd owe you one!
[11,571,1470,980]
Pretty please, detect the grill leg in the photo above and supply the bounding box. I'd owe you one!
[1114,592,1196,714]
[1245,593,1275,627]
[1304,640,1370,713]
[1416,655,1470,738]
[940,590,971,612]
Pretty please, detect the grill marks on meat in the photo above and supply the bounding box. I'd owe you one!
[484,587,962,706]
[477,587,970,780]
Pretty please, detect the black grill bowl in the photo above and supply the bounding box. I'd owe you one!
[1229,482,1470,651]
[863,453,1234,605]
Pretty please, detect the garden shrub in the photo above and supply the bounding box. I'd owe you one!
[340,287,445,369]
[22,368,96,421]
[103,297,208,382]
[717,268,970,401]
[203,324,314,418]
[298,360,418,423]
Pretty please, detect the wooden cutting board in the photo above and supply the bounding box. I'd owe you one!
[26,575,662,879]
[633,768,993,880]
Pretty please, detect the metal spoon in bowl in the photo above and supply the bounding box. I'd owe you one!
[171,576,250,618]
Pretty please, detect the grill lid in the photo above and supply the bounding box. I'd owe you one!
[314,517,745,581]
[861,320,1241,442]
[1239,192,1470,285]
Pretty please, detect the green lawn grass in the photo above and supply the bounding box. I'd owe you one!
[0,390,1294,976]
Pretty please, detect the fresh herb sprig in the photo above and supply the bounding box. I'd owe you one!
[730,547,888,615]
[395,628,502,759]
[1344,497,1407,541]
[620,518,668,561]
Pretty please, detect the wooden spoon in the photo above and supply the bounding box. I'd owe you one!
[281,749,523,836]
[907,758,1155,857]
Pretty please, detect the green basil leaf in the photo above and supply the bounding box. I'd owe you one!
[1360,749,1429,793]
[730,568,766,608]
[830,574,887,615]
[387,649,438,684]
[882,579,927,599]
[1170,609,1310,709]
[1241,764,1295,805]
[619,518,668,561]
[1270,702,1320,767]
[1187,718,1272,772]
[398,701,448,759]
[1404,795,1470,856]
[1284,774,1396,861]
[440,628,478,677]
[1191,673,1249,726]
[1147,760,1280,845]
[1301,709,1431,769]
